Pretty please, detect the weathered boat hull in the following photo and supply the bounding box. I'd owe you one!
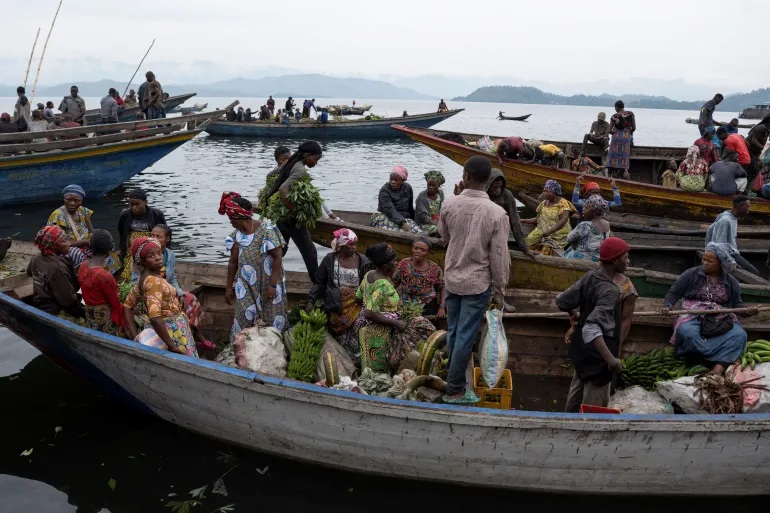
[394,125,770,224]
[0,132,196,205]
[203,110,463,139]
[83,93,197,124]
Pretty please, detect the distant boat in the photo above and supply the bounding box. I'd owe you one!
[82,93,197,125]
[498,112,532,121]
[203,109,463,139]
[325,104,373,116]
[169,103,208,115]
[739,102,770,120]
[685,117,755,129]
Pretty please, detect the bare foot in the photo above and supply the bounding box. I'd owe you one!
[709,364,726,375]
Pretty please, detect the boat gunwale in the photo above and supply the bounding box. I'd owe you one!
[3,291,769,428]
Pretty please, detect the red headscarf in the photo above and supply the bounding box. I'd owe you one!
[585,182,601,194]
[130,237,161,266]
[218,191,253,219]
[35,226,67,256]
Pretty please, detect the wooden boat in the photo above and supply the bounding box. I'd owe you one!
[325,104,373,116]
[739,102,770,120]
[203,109,463,139]
[498,112,532,121]
[1,241,768,496]
[685,117,755,129]
[0,104,236,206]
[309,210,770,301]
[82,92,197,125]
[393,125,770,224]
[169,102,208,114]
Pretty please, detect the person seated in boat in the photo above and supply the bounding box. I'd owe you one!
[123,237,198,357]
[661,159,678,189]
[225,107,237,122]
[674,146,708,192]
[581,111,611,152]
[717,126,753,180]
[572,176,621,218]
[539,144,565,168]
[522,137,543,161]
[221,192,288,339]
[557,237,635,411]
[495,136,525,163]
[705,195,759,276]
[294,108,302,121]
[415,170,445,236]
[78,230,125,337]
[725,118,740,135]
[570,149,605,176]
[124,89,138,108]
[392,238,445,318]
[661,242,758,375]
[318,108,329,124]
[565,196,612,262]
[402,110,408,117]
[58,114,84,140]
[370,165,424,234]
[28,110,48,142]
[118,189,167,283]
[709,151,747,195]
[243,108,254,122]
[259,105,271,121]
[522,180,575,256]
[0,113,20,145]
[694,126,719,168]
[437,99,448,113]
[27,226,85,323]
[307,228,369,357]
[485,168,532,256]
[43,101,56,122]
[236,107,244,122]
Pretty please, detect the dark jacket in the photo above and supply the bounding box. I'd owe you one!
[485,168,528,252]
[663,266,743,309]
[415,189,444,227]
[27,253,85,317]
[308,252,370,313]
[377,182,415,225]
[117,207,167,257]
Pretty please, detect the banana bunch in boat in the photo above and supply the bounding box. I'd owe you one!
[265,175,324,229]
[287,309,328,382]
[620,346,708,390]
[740,340,770,370]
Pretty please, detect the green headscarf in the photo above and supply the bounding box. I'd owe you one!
[424,170,445,185]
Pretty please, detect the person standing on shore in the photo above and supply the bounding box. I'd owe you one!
[698,93,724,136]
[438,156,510,404]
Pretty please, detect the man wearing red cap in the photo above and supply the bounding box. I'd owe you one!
[572,175,622,218]
[556,236,633,411]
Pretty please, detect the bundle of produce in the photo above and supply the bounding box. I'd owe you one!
[739,339,770,370]
[399,301,425,322]
[265,175,324,229]
[286,309,328,382]
[619,346,708,391]
[118,282,133,303]
[256,174,278,214]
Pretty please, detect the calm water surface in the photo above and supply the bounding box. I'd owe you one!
[1,98,762,512]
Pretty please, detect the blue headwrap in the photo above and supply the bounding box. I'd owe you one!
[703,125,716,136]
[544,179,562,196]
[62,184,85,199]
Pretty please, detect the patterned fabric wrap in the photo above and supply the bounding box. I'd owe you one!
[525,198,575,254]
[389,315,435,372]
[607,127,632,170]
[181,292,204,327]
[391,165,408,180]
[331,228,358,252]
[419,195,442,235]
[84,303,124,337]
[329,287,361,335]
[218,191,253,219]
[584,194,609,217]
[423,170,445,185]
[358,320,394,374]
[161,313,197,356]
[369,212,425,234]
[120,230,153,283]
[35,226,67,256]
[393,258,444,306]
[544,179,562,195]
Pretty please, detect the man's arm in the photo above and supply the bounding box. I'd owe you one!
[610,185,622,208]
[556,276,583,313]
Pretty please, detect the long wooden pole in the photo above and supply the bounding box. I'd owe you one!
[23,28,41,88]
[30,0,63,102]
[425,306,770,321]
[122,38,156,98]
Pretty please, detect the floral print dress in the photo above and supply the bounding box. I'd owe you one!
[48,206,120,273]
[392,258,444,313]
[525,198,575,256]
[353,271,401,372]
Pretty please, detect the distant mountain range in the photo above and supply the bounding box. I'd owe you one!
[453,85,770,113]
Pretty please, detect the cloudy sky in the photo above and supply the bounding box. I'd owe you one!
[2,0,767,96]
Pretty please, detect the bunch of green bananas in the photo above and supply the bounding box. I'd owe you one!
[287,309,328,382]
[620,346,708,390]
[740,339,770,370]
[265,176,324,229]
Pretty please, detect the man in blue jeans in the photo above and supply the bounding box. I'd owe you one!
[438,156,511,404]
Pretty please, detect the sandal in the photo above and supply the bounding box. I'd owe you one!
[442,389,480,405]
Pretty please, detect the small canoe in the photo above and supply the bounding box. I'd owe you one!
[203,109,463,139]
[82,93,197,125]
[1,242,768,496]
[498,113,532,121]
[393,125,770,224]
[309,210,770,301]
[685,117,755,129]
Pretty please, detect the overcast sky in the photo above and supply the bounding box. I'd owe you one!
[2,0,767,94]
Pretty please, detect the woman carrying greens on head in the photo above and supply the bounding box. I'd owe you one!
[117,188,167,283]
[415,170,445,236]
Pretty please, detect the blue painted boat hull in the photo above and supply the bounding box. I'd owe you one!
[203,109,463,139]
[0,132,197,206]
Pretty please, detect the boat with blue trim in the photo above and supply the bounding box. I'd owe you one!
[0,242,768,496]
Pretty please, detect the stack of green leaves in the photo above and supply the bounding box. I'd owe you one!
[118,282,133,303]
[399,301,424,322]
[256,174,278,216]
[265,175,324,229]
[287,309,328,382]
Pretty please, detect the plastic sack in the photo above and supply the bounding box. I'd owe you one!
[479,308,508,388]
[477,135,495,153]
[656,376,704,414]
[233,325,287,377]
[609,385,674,414]
[135,328,168,350]
[728,362,770,413]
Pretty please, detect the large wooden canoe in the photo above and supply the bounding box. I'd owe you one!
[203,109,463,139]
[309,210,770,301]
[1,242,769,496]
[82,92,197,125]
[393,125,770,224]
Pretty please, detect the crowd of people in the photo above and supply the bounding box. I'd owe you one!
[224,96,327,125]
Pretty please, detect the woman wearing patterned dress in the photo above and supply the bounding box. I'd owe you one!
[565,195,612,262]
[522,180,575,256]
[607,100,636,179]
[117,189,166,283]
[392,238,446,317]
[414,170,445,235]
[78,230,125,336]
[220,192,288,342]
[676,146,708,192]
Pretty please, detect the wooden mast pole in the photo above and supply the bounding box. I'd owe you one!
[122,38,156,99]
[23,28,41,88]
[31,0,63,102]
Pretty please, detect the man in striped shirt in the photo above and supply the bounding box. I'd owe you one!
[438,156,511,404]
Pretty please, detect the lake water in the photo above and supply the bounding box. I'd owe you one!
[0,97,762,512]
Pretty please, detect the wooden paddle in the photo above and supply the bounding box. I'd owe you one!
[425,306,770,321]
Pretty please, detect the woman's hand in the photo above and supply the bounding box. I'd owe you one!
[266,283,277,300]
[178,294,186,310]
[610,178,617,187]
[744,306,760,317]
[658,307,671,316]
[436,305,446,320]
[394,320,407,332]
[224,286,235,305]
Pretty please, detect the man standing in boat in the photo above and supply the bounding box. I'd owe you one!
[139,71,165,120]
[698,93,724,136]
[267,96,275,115]
[557,237,633,411]
[58,85,86,125]
[438,156,510,404]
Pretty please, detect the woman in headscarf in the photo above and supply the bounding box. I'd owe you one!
[694,125,719,168]
[606,100,636,179]
[676,146,708,192]
[117,188,167,283]
[661,242,758,375]
[565,195,612,261]
[415,170,445,235]
[78,230,124,336]
[27,226,85,323]
[308,228,370,353]
[369,165,424,234]
[522,179,575,256]
[123,237,197,356]
[220,192,288,341]
[392,238,445,318]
